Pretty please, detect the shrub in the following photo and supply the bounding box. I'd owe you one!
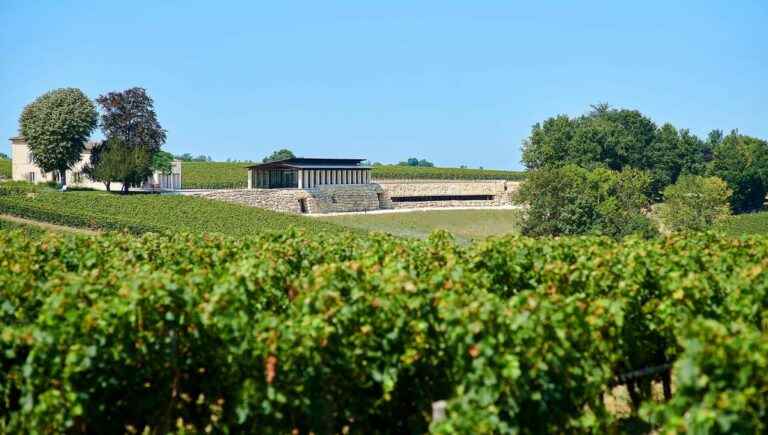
[515,165,656,238]
[656,175,732,232]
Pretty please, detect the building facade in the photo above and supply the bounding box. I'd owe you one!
[246,158,372,189]
[10,136,181,191]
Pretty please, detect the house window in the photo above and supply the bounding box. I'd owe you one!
[26,172,36,182]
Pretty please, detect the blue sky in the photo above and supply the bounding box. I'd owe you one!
[1,1,766,169]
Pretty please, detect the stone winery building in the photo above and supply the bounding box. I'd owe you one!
[195,157,519,214]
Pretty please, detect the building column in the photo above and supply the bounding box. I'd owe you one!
[247,169,253,189]
[297,169,303,188]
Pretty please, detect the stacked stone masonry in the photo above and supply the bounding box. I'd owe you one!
[194,180,520,214]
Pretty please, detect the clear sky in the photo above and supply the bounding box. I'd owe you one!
[1,1,766,169]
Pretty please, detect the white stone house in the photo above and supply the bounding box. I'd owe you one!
[10,136,181,191]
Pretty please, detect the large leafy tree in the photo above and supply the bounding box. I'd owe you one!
[96,87,167,151]
[263,148,295,162]
[94,88,166,192]
[84,138,152,192]
[521,105,709,198]
[19,88,97,186]
[709,131,768,212]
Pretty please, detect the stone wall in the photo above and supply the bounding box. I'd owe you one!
[192,184,385,214]
[192,189,310,213]
[305,184,384,213]
[191,180,520,214]
[375,179,519,209]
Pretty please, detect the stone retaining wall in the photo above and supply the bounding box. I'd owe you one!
[375,180,519,209]
[191,180,520,214]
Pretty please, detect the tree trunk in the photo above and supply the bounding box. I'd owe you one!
[105,181,111,192]
[121,182,130,194]
[59,169,67,189]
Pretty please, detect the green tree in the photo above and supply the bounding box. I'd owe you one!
[656,175,732,232]
[263,149,295,162]
[151,150,175,175]
[18,88,97,187]
[521,105,709,198]
[515,165,656,238]
[709,131,768,213]
[84,139,152,193]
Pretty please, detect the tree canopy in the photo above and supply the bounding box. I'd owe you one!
[84,138,152,192]
[18,88,97,185]
[96,87,166,151]
[521,105,710,197]
[398,157,434,167]
[263,149,295,162]
[708,131,768,212]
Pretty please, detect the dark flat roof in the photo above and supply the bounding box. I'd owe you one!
[246,157,369,170]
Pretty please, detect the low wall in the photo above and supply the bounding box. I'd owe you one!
[192,184,384,214]
[191,180,520,214]
[375,179,519,209]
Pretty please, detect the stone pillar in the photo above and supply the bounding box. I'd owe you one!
[297,169,303,188]
[247,169,253,189]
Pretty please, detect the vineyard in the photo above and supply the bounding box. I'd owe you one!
[0,159,10,179]
[1,229,766,433]
[181,162,525,189]
[0,189,350,237]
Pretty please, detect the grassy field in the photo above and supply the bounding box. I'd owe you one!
[181,162,525,189]
[0,190,352,237]
[718,211,768,236]
[319,209,522,241]
[0,158,10,179]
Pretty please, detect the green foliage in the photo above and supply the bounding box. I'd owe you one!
[642,319,768,434]
[718,211,768,236]
[372,165,525,181]
[657,175,732,232]
[709,131,768,213]
[0,158,10,181]
[521,105,710,197]
[175,153,212,162]
[0,231,766,433]
[151,150,175,175]
[263,148,296,163]
[0,190,351,236]
[398,157,434,167]
[84,139,152,192]
[180,162,525,189]
[0,181,42,197]
[515,165,656,238]
[0,218,49,237]
[18,88,98,181]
